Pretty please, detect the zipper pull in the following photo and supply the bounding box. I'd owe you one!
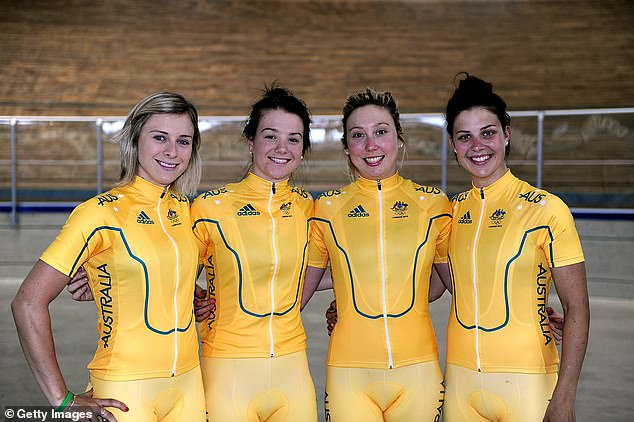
[161,185,168,199]
[480,187,484,199]
[272,182,276,194]
[377,179,382,191]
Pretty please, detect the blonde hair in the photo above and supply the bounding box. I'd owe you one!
[114,92,202,196]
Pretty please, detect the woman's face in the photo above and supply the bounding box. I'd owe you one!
[137,113,194,187]
[450,107,510,188]
[248,109,305,183]
[346,105,400,180]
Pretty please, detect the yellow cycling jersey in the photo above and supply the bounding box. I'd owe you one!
[191,172,314,358]
[447,170,584,373]
[40,176,200,381]
[309,173,452,369]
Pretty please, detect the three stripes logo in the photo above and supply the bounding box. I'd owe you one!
[237,204,261,216]
[347,204,369,218]
[136,211,154,224]
[457,211,472,224]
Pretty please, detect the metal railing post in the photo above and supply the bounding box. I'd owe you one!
[10,118,18,227]
[441,128,448,192]
[96,118,103,194]
[537,111,544,188]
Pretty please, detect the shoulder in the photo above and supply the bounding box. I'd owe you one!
[405,180,451,208]
[514,181,569,211]
[194,186,230,203]
[290,186,314,201]
[450,189,471,204]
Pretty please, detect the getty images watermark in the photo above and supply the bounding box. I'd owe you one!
[3,406,99,422]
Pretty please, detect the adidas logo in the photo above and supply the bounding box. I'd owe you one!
[237,204,261,216]
[457,211,472,224]
[137,211,154,224]
[347,205,369,218]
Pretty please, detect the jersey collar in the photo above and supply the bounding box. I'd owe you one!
[356,172,402,192]
[130,175,171,199]
[243,172,290,195]
[470,169,517,199]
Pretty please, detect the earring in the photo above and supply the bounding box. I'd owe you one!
[344,149,349,155]
[399,142,404,148]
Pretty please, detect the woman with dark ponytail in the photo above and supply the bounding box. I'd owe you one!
[442,74,589,422]
[190,85,318,421]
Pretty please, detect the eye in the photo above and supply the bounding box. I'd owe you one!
[264,134,277,141]
[153,135,167,142]
[482,129,496,138]
[350,131,364,139]
[289,137,301,144]
[456,134,471,142]
[376,129,388,136]
[177,138,191,146]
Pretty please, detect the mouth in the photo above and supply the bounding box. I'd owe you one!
[363,156,384,167]
[467,154,492,165]
[156,159,178,169]
[268,156,292,164]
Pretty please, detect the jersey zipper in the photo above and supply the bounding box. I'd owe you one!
[157,186,180,376]
[267,182,279,357]
[377,179,394,369]
[472,187,485,371]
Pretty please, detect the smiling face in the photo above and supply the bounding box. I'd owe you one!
[450,107,511,188]
[248,108,305,183]
[136,113,194,187]
[346,105,400,180]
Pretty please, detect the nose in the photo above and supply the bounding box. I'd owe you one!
[365,135,379,151]
[471,135,485,150]
[163,139,177,157]
[275,139,289,153]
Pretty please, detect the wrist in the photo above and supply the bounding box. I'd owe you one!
[54,390,75,411]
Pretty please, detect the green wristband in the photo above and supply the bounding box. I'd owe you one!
[55,390,74,412]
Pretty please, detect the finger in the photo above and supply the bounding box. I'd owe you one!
[100,398,129,412]
[194,284,207,298]
[71,285,89,300]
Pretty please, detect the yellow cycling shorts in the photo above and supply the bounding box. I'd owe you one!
[443,363,558,422]
[324,360,444,422]
[202,351,317,422]
[90,366,205,422]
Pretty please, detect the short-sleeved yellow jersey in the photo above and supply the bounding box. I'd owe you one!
[309,173,452,369]
[191,173,314,358]
[447,170,584,373]
[40,176,200,381]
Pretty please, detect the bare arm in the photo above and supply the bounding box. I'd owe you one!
[543,262,590,422]
[301,265,329,311]
[429,263,452,302]
[12,260,127,419]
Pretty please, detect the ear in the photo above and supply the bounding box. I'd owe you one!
[504,126,512,145]
[247,139,254,153]
[449,137,457,153]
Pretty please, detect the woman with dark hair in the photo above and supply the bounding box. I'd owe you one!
[191,85,318,421]
[302,88,452,421]
[443,74,589,421]
[12,92,206,421]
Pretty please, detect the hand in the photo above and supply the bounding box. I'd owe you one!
[67,266,94,302]
[542,394,575,422]
[547,306,564,345]
[325,299,337,336]
[193,284,215,323]
[69,388,128,421]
